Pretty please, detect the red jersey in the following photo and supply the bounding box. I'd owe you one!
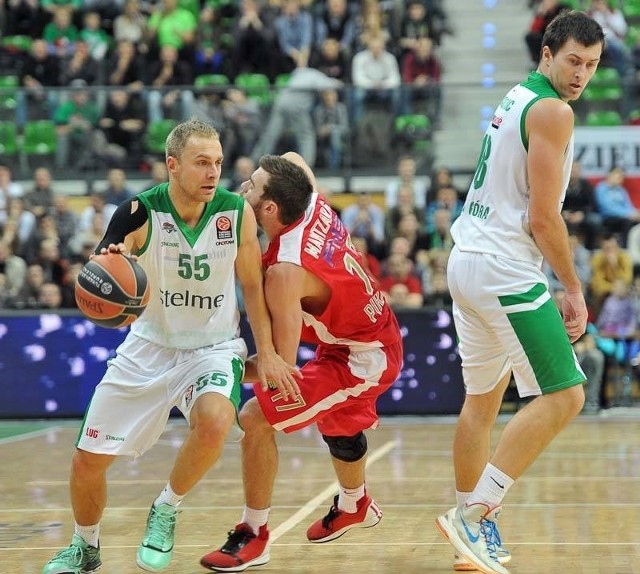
[262,193,401,350]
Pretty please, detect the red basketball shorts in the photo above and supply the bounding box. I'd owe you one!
[254,340,403,436]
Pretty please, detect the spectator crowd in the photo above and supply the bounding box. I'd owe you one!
[0,0,450,171]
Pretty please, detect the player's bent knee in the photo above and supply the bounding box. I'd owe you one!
[323,432,368,462]
[239,397,270,431]
[72,448,114,476]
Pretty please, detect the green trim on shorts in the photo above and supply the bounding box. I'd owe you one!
[75,392,96,447]
[499,286,585,393]
[230,356,244,412]
[498,282,547,307]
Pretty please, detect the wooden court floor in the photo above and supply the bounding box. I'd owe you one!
[1,413,639,574]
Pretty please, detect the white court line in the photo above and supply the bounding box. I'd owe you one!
[0,427,60,445]
[26,475,640,486]
[2,541,638,552]
[270,439,397,542]
[3,501,640,514]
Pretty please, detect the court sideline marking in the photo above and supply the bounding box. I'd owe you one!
[270,439,398,542]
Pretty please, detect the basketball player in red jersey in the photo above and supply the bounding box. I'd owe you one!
[200,153,403,572]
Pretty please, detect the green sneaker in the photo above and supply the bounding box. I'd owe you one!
[136,503,178,572]
[42,534,101,574]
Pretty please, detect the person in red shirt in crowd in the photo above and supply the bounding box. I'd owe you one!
[524,0,571,64]
[400,36,443,126]
[201,152,403,572]
[379,251,424,308]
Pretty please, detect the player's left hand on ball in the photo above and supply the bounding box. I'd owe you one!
[96,243,138,260]
[257,351,303,401]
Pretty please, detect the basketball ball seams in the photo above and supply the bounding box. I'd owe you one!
[75,252,150,329]
[79,258,147,306]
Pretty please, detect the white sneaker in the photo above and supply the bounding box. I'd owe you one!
[453,507,511,571]
[436,504,510,574]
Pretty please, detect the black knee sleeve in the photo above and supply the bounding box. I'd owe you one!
[322,432,368,462]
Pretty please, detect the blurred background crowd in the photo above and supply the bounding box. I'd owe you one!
[2,1,640,407]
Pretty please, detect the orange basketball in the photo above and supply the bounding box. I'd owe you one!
[75,252,150,328]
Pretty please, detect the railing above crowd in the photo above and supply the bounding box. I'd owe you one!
[0,81,440,181]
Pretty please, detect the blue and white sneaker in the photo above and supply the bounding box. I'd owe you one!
[436,503,510,574]
[453,505,511,571]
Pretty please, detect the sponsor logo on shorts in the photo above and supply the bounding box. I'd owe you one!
[185,385,194,408]
[85,427,99,438]
[105,434,125,442]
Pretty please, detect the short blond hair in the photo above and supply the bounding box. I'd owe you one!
[165,118,220,160]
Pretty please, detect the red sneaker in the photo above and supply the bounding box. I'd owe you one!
[306,494,382,543]
[200,523,269,572]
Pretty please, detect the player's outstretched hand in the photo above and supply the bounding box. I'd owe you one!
[562,289,588,343]
[256,350,302,401]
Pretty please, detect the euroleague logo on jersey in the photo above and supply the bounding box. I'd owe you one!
[216,216,233,245]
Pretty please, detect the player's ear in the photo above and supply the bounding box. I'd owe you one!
[264,199,277,215]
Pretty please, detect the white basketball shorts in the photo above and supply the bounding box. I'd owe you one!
[447,246,585,397]
[76,333,247,457]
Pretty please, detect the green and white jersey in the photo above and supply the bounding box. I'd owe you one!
[131,183,245,349]
[451,72,573,266]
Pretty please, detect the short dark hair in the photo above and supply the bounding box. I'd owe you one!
[259,155,313,225]
[542,11,605,56]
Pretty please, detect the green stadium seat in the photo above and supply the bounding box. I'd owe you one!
[626,26,640,48]
[234,73,272,106]
[0,121,18,156]
[22,120,57,155]
[623,2,640,22]
[582,84,623,103]
[394,114,432,154]
[194,74,231,93]
[1,35,33,53]
[144,119,177,154]
[584,110,623,127]
[0,75,19,112]
[589,67,621,89]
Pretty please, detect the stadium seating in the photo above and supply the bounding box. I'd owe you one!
[0,75,19,115]
[584,110,623,126]
[144,119,177,155]
[394,114,432,155]
[234,73,272,106]
[22,120,57,155]
[0,121,18,157]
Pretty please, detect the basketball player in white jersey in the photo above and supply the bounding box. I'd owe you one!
[434,12,604,574]
[43,119,300,574]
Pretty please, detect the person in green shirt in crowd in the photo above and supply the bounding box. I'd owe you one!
[53,79,100,169]
[146,0,197,52]
[43,6,78,57]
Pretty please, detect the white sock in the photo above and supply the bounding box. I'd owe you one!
[337,483,365,514]
[470,463,514,509]
[241,506,270,535]
[154,482,184,508]
[456,490,471,508]
[75,523,100,548]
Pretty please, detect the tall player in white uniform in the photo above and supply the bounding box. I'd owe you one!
[435,12,604,574]
[43,119,300,574]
